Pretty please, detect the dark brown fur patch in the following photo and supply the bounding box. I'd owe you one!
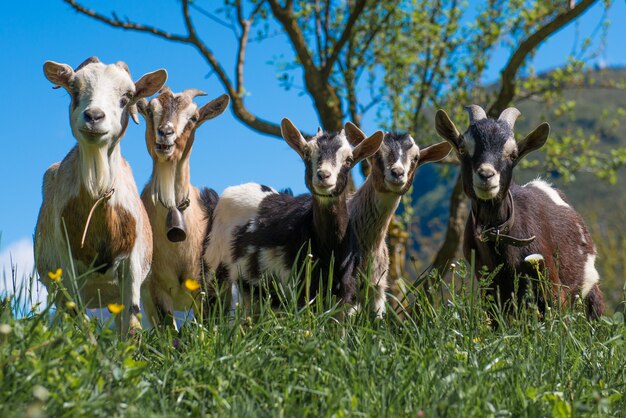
[61,187,137,273]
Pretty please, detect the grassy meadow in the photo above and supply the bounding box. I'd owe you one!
[1,256,625,418]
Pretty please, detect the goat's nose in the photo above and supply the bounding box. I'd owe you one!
[477,166,496,181]
[158,126,175,137]
[390,167,405,179]
[84,108,105,124]
[317,169,331,180]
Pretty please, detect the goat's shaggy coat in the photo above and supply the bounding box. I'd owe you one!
[138,88,229,327]
[35,57,167,334]
[435,105,604,318]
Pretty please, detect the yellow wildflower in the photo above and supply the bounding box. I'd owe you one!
[107,303,125,315]
[184,278,201,292]
[48,268,62,282]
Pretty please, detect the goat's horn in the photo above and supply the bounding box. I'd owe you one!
[129,104,140,124]
[498,107,521,130]
[464,105,487,125]
[75,56,100,72]
[183,88,208,99]
[116,61,131,75]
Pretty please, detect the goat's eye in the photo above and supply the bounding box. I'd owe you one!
[189,115,199,123]
[120,92,134,108]
[345,156,354,166]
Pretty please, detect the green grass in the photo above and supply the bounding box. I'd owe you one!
[1,263,625,418]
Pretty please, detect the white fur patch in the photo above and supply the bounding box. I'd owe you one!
[259,247,291,285]
[472,163,500,200]
[175,95,198,137]
[464,131,476,157]
[581,254,599,296]
[204,183,274,276]
[525,179,569,207]
[71,63,134,145]
[151,161,177,208]
[503,137,517,158]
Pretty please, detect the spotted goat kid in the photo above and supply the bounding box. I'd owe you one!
[138,88,229,328]
[35,57,167,335]
[204,120,384,312]
[345,123,451,316]
[435,105,604,318]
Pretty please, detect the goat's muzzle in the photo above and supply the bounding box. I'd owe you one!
[166,207,187,242]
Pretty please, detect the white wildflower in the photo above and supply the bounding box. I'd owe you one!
[524,254,544,266]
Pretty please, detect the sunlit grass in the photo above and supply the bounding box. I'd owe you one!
[1,256,625,417]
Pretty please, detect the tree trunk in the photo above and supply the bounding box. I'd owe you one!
[431,170,468,272]
[387,216,410,316]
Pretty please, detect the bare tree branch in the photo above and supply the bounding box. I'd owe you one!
[488,0,598,116]
[64,0,283,138]
[321,0,368,78]
[65,0,189,42]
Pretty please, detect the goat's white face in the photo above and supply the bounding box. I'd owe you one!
[69,63,136,145]
[44,57,167,147]
[379,135,420,193]
[306,131,354,195]
[281,119,384,198]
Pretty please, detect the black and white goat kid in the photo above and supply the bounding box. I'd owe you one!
[435,105,604,318]
[204,119,383,311]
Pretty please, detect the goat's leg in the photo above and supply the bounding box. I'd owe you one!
[119,259,143,337]
[140,280,159,328]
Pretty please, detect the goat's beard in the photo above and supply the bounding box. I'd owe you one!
[79,142,114,199]
[152,160,177,208]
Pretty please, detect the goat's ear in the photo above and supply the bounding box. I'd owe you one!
[281,118,309,159]
[344,121,367,146]
[197,94,230,126]
[418,141,452,167]
[134,69,168,100]
[517,122,550,162]
[352,130,384,165]
[44,61,74,89]
[435,109,462,152]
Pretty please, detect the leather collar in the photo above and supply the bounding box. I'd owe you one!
[471,190,536,253]
[157,194,190,212]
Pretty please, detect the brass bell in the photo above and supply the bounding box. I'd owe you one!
[166,207,187,242]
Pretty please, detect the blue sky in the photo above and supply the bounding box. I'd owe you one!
[1,0,625,288]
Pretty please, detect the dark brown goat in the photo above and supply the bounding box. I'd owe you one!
[435,105,604,318]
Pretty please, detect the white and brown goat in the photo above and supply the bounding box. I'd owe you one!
[137,87,229,327]
[345,123,451,315]
[435,105,604,318]
[204,120,384,312]
[34,57,167,334]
